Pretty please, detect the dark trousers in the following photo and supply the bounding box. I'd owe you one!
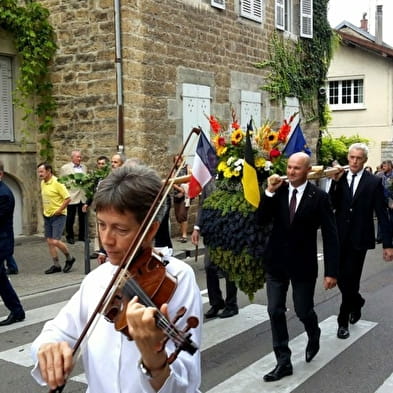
[204,249,237,309]
[66,202,86,240]
[337,245,367,327]
[0,260,23,315]
[266,273,318,365]
[154,203,173,249]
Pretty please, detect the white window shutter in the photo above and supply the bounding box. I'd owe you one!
[211,0,225,10]
[182,83,211,164]
[240,0,263,23]
[275,0,285,31]
[0,56,14,141]
[300,0,313,38]
[240,91,261,131]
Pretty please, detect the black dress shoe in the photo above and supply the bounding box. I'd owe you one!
[6,268,18,275]
[337,326,350,339]
[66,237,75,244]
[63,257,76,273]
[263,363,293,382]
[0,311,25,326]
[204,304,225,318]
[219,307,239,319]
[45,265,62,274]
[305,328,321,362]
[350,298,365,325]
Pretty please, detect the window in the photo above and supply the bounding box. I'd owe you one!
[275,0,313,38]
[328,79,364,110]
[182,83,211,163]
[240,91,261,130]
[240,0,263,23]
[0,56,14,141]
[211,0,225,10]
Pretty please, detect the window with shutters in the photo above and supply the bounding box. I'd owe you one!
[240,0,263,23]
[240,91,261,130]
[328,79,365,110]
[211,0,225,10]
[0,56,14,142]
[182,83,211,164]
[275,0,312,38]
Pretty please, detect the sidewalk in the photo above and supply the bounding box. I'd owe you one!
[7,234,203,300]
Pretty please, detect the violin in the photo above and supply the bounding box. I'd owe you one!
[49,127,202,393]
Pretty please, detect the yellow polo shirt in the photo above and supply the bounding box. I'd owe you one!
[41,176,70,217]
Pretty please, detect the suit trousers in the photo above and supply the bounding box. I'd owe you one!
[266,273,319,365]
[337,244,367,327]
[66,202,86,241]
[204,249,237,309]
[0,260,23,315]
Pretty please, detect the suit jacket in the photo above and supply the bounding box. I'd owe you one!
[59,162,87,204]
[257,182,339,281]
[329,170,393,250]
[0,181,15,259]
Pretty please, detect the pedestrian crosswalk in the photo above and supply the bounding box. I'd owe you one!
[0,293,392,393]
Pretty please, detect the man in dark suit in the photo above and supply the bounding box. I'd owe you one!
[329,143,393,340]
[0,161,25,326]
[257,152,339,382]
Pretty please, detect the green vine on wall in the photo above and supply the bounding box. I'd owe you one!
[255,0,334,129]
[0,0,57,162]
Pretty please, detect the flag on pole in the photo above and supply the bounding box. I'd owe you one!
[188,131,218,198]
[282,122,311,157]
[241,120,260,208]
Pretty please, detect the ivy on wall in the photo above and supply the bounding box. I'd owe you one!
[255,0,334,130]
[0,0,57,162]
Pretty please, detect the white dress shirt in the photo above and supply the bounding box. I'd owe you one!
[31,251,202,393]
[346,169,364,196]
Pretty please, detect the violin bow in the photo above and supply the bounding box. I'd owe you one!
[49,127,202,393]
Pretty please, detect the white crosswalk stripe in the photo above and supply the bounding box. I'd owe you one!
[205,316,377,393]
[0,297,389,392]
[375,373,393,393]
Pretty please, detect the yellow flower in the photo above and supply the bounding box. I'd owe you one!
[231,129,244,145]
[217,161,228,172]
[223,167,233,178]
[267,131,279,147]
[255,157,266,168]
[216,145,227,157]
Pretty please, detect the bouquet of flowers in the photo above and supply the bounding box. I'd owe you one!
[200,110,297,299]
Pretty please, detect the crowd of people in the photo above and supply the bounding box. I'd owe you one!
[0,143,393,391]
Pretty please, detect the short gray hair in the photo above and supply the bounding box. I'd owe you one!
[348,143,368,158]
[94,164,166,223]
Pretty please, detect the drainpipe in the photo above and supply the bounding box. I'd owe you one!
[114,0,124,153]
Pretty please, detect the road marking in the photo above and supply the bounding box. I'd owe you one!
[0,301,68,334]
[201,304,268,351]
[206,316,377,393]
[375,372,393,393]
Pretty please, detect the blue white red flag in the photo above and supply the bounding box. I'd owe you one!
[188,131,218,198]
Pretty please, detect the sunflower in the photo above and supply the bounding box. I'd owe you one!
[231,129,244,145]
[267,131,279,149]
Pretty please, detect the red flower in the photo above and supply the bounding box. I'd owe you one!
[231,121,240,130]
[209,115,221,134]
[269,149,281,159]
[218,136,226,146]
[278,121,291,142]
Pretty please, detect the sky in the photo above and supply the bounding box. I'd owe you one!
[327,0,393,46]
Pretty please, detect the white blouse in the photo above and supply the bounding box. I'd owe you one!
[31,253,202,393]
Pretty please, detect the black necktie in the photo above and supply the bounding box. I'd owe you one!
[289,189,297,223]
[349,173,357,199]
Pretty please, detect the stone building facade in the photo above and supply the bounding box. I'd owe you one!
[0,0,319,236]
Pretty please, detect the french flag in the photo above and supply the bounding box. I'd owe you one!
[188,131,218,198]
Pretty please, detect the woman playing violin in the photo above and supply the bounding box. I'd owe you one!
[31,164,202,393]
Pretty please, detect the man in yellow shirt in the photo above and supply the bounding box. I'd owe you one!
[37,163,76,274]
